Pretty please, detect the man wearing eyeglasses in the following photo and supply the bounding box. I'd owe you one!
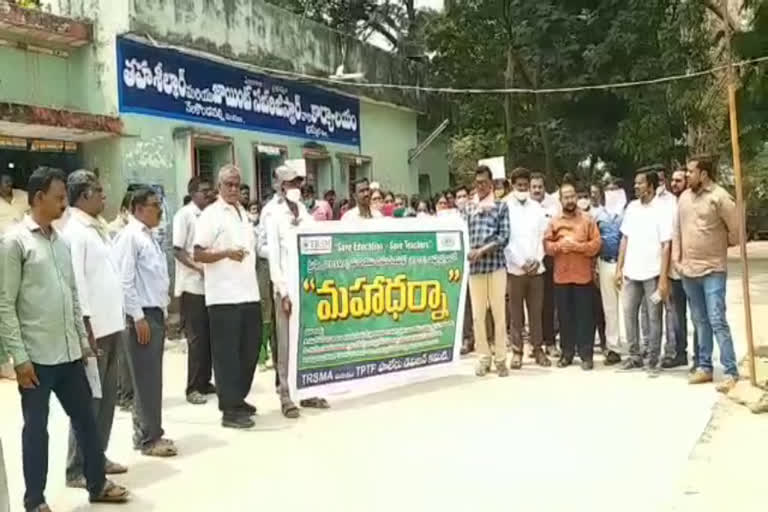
[113,186,176,457]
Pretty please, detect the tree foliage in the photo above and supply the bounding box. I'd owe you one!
[266,0,434,56]
[426,0,743,184]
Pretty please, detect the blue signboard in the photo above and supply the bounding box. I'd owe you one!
[116,37,360,146]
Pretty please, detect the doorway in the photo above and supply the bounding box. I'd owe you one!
[0,136,81,188]
[254,143,287,203]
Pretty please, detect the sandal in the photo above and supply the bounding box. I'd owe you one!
[89,479,129,503]
[299,397,330,409]
[105,459,128,475]
[141,438,178,457]
[282,402,300,419]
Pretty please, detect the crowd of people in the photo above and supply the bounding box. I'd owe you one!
[0,152,740,511]
[458,158,739,388]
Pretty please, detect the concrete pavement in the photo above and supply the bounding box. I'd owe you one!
[0,353,723,512]
[1,247,767,512]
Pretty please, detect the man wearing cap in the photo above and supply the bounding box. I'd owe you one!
[194,165,262,430]
[268,165,330,417]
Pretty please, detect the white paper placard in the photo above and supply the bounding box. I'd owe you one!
[478,156,506,180]
[605,188,627,215]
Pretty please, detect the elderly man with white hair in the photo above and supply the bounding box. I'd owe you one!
[268,165,330,418]
[194,165,263,430]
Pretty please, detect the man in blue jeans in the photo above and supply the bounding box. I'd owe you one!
[616,168,672,376]
[674,155,740,393]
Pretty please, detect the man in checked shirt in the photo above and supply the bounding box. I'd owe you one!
[462,165,511,377]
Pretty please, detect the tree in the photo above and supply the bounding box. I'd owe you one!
[266,0,435,56]
[427,0,738,185]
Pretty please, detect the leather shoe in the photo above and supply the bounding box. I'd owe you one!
[222,415,255,429]
[661,356,687,369]
[604,351,621,366]
[239,401,257,415]
[581,360,594,371]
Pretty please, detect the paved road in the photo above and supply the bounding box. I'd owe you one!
[1,249,765,512]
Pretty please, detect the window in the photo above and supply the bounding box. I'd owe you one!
[338,153,372,198]
[194,146,215,182]
[254,144,287,202]
[192,134,233,182]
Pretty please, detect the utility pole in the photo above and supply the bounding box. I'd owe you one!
[721,0,758,387]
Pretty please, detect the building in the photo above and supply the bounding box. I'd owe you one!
[0,0,449,221]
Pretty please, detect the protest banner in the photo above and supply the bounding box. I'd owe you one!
[287,217,469,399]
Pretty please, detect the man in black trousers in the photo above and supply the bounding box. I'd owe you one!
[195,165,263,429]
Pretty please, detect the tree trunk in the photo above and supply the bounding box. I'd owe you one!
[532,61,555,178]
[504,46,515,160]
[535,93,555,178]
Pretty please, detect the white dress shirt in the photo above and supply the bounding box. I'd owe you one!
[504,198,548,275]
[194,198,261,306]
[257,195,281,260]
[341,206,382,221]
[172,202,204,296]
[63,208,125,339]
[268,201,313,298]
[113,216,170,320]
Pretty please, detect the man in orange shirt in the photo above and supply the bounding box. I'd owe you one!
[544,183,602,370]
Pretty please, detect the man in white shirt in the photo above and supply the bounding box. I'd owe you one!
[616,168,672,375]
[0,171,28,380]
[504,168,551,369]
[194,165,262,430]
[341,178,382,221]
[257,177,281,374]
[530,172,560,357]
[173,176,215,405]
[62,170,128,487]
[268,165,330,418]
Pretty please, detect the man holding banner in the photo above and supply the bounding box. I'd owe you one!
[464,165,510,377]
[268,165,330,418]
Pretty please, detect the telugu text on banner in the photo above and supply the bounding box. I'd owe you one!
[287,219,469,399]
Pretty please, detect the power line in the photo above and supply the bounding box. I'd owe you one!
[256,55,768,95]
[134,34,768,96]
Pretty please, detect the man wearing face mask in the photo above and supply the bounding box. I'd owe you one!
[504,168,550,368]
[616,167,672,375]
[544,183,602,370]
[268,165,330,418]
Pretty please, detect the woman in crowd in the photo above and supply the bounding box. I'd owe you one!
[371,188,384,215]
